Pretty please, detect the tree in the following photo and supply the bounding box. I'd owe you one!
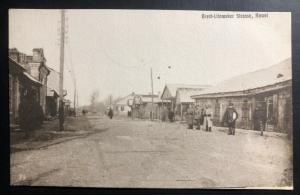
[90,90,99,106]
[89,90,100,113]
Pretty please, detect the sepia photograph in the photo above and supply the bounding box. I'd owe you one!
[9,9,292,189]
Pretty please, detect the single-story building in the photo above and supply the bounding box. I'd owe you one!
[160,84,211,120]
[114,93,135,116]
[191,58,292,134]
[131,93,170,120]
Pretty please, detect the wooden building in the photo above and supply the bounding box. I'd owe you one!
[191,58,292,134]
[130,93,170,120]
[9,57,42,125]
[160,84,210,120]
[114,93,135,116]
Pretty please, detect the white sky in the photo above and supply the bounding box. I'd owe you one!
[9,9,291,106]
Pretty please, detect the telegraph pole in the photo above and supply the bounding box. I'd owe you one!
[59,9,66,131]
[73,85,76,117]
[150,67,154,121]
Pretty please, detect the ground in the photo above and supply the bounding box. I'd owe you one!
[10,114,293,188]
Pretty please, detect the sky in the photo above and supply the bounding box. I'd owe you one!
[9,9,291,106]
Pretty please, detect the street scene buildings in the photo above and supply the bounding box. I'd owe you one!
[9,10,292,189]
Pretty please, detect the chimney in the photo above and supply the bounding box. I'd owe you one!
[32,48,45,63]
[9,48,19,62]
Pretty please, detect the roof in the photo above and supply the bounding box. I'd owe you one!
[177,89,205,103]
[23,72,43,85]
[115,93,136,105]
[161,84,211,99]
[192,58,292,98]
[9,57,26,71]
[47,67,60,94]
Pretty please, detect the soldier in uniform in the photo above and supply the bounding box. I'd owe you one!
[194,105,202,130]
[186,104,195,129]
[203,104,213,132]
[222,102,238,135]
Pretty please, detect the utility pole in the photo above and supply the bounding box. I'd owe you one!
[59,9,66,131]
[150,67,154,121]
[73,85,76,117]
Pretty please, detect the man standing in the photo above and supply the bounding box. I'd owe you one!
[186,104,194,129]
[203,104,213,132]
[108,107,114,119]
[194,105,202,130]
[222,102,238,135]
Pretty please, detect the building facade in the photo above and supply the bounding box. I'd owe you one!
[46,68,60,117]
[9,57,42,125]
[160,84,210,120]
[191,58,292,134]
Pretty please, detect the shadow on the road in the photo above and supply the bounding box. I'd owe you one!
[12,168,61,186]
[11,116,110,153]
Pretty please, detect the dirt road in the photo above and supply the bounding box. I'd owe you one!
[10,115,292,188]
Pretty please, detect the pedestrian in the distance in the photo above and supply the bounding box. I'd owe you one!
[203,104,213,132]
[253,103,267,136]
[108,108,114,119]
[186,104,194,129]
[194,105,202,130]
[222,102,238,135]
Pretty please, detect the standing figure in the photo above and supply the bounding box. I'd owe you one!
[203,105,213,132]
[186,104,194,129]
[253,103,267,136]
[194,105,202,130]
[108,107,114,119]
[222,102,238,135]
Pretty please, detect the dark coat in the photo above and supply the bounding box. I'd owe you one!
[108,109,114,119]
[222,107,238,126]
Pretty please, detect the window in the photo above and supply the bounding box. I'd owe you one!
[121,106,124,111]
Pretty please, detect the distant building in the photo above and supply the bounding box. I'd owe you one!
[46,68,60,117]
[114,93,135,116]
[131,93,170,120]
[63,99,71,115]
[191,58,292,133]
[160,84,211,120]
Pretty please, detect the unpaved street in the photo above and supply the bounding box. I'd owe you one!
[11,115,292,188]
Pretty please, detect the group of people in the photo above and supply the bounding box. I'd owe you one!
[185,102,239,135]
[185,104,214,131]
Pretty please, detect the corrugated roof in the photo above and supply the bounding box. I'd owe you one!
[192,58,291,98]
[162,84,211,99]
[177,89,205,103]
